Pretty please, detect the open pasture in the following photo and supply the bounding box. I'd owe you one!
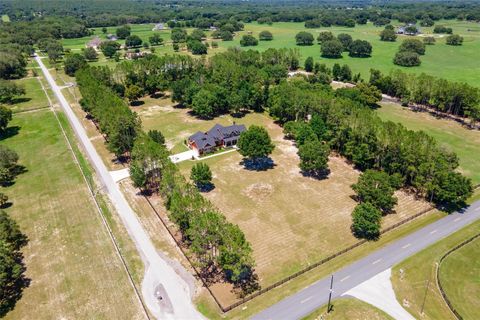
[1,64,143,319]
[8,77,50,113]
[62,20,480,86]
[376,101,480,185]
[226,20,480,86]
[439,237,480,320]
[2,109,143,319]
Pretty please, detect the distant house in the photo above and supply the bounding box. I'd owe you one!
[188,123,246,156]
[86,36,103,50]
[152,23,165,31]
[106,34,118,41]
[209,26,218,31]
[124,51,149,60]
[397,24,420,35]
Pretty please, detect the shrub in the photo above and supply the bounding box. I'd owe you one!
[446,34,463,46]
[295,32,314,46]
[351,203,382,239]
[393,51,421,67]
[433,25,453,34]
[380,28,397,42]
[337,33,353,50]
[317,31,334,44]
[423,36,436,45]
[240,35,258,47]
[321,40,344,58]
[348,40,372,57]
[399,38,425,55]
[259,30,273,41]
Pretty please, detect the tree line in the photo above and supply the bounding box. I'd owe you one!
[75,67,141,159]
[129,133,257,293]
[112,48,300,118]
[267,78,473,238]
[0,124,29,317]
[370,69,480,124]
[3,0,480,29]
[75,61,258,295]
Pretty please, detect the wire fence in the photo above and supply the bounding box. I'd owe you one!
[436,233,480,320]
[144,182,480,313]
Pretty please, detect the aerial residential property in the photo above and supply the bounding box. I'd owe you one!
[188,123,246,156]
[0,1,479,320]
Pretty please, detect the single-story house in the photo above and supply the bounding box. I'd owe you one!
[397,24,420,35]
[188,123,246,156]
[124,51,149,60]
[107,34,118,41]
[152,23,165,31]
[86,36,103,50]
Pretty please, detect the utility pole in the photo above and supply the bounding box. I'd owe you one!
[327,274,334,313]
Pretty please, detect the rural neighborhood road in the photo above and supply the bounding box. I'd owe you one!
[252,200,480,320]
[35,55,203,320]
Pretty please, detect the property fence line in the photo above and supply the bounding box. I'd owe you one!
[436,233,480,320]
[144,193,438,312]
[41,80,151,319]
[144,183,480,313]
[143,196,226,311]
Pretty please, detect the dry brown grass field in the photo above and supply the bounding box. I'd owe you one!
[132,95,432,305]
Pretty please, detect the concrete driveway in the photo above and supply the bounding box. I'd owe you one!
[169,150,196,163]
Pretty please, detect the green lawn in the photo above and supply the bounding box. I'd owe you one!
[1,66,144,318]
[8,77,50,113]
[1,14,10,22]
[392,219,480,320]
[376,101,480,185]
[302,298,393,320]
[61,20,480,87]
[439,237,480,320]
[226,20,480,86]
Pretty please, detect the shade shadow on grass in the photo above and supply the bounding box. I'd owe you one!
[240,157,276,171]
[130,100,145,107]
[300,168,331,180]
[0,126,20,141]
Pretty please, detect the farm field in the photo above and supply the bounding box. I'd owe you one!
[63,20,480,87]
[376,101,480,185]
[1,72,144,319]
[302,298,393,320]
[392,219,480,320]
[439,237,480,320]
[133,95,432,297]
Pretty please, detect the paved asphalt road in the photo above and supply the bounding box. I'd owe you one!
[253,200,480,320]
[35,55,203,320]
